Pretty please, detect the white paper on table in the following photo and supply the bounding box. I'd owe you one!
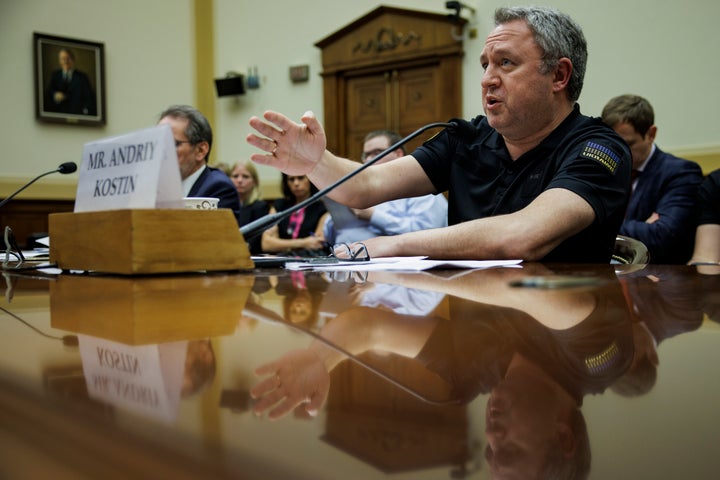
[285,257,522,272]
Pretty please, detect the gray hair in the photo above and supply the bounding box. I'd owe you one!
[495,6,588,102]
[158,104,213,162]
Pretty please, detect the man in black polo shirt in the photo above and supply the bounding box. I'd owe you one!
[247,6,631,262]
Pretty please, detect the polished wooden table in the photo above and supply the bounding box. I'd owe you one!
[0,262,718,479]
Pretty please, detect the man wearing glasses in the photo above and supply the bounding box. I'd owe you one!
[323,130,448,245]
[158,105,241,223]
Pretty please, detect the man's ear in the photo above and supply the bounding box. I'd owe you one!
[195,141,210,162]
[646,125,658,143]
[552,58,573,93]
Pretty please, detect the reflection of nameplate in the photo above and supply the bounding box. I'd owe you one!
[322,410,468,473]
[50,274,253,344]
[322,358,468,473]
[49,209,253,274]
[78,336,186,423]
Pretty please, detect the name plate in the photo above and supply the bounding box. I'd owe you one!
[50,125,254,273]
[75,124,183,211]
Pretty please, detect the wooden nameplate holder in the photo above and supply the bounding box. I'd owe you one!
[49,209,254,274]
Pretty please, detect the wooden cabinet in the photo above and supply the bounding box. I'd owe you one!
[0,200,74,249]
[316,6,465,161]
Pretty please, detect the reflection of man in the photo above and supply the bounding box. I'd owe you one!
[250,265,633,480]
[46,48,97,115]
[614,265,704,396]
[181,339,217,397]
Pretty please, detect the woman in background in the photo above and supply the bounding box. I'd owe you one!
[230,160,270,254]
[261,174,328,256]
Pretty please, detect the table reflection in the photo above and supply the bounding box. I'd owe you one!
[247,265,634,478]
[75,336,216,422]
[1,263,718,479]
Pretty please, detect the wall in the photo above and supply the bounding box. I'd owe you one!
[2,0,719,202]
[0,0,194,199]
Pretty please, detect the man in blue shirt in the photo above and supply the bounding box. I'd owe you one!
[323,130,448,244]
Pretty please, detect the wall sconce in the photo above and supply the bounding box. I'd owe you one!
[246,66,260,90]
[214,72,245,97]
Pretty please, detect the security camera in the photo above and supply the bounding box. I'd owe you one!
[446,1,461,13]
[446,1,476,14]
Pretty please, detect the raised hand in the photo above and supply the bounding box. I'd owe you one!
[246,110,327,176]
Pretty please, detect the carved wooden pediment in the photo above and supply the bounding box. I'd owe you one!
[315,5,466,73]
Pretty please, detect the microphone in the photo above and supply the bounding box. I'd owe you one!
[57,161,78,174]
[0,162,77,209]
[241,121,472,240]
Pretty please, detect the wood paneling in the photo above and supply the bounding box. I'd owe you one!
[0,199,74,249]
[316,6,465,160]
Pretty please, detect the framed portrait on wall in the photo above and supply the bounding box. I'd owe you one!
[34,32,106,126]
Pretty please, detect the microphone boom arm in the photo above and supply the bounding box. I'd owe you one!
[0,162,77,209]
[0,171,59,209]
[240,121,454,240]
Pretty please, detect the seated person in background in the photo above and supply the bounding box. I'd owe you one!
[158,105,241,224]
[601,94,703,264]
[230,160,270,254]
[247,6,631,263]
[215,162,233,176]
[182,339,217,398]
[323,130,448,244]
[261,174,329,256]
[688,168,720,265]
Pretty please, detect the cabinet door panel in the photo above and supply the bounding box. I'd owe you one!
[346,75,388,131]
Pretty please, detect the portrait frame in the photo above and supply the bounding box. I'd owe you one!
[34,32,106,126]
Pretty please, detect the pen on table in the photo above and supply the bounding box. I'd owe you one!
[509,275,605,289]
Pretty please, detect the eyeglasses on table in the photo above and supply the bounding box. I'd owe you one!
[2,226,55,271]
[331,242,371,262]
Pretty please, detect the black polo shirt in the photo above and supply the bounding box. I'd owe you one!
[413,105,631,262]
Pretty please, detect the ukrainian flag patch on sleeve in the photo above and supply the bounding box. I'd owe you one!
[580,141,620,174]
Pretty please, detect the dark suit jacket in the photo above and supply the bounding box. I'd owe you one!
[188,166,241,226]
[45,69,96,115]
[620,147,703,264]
